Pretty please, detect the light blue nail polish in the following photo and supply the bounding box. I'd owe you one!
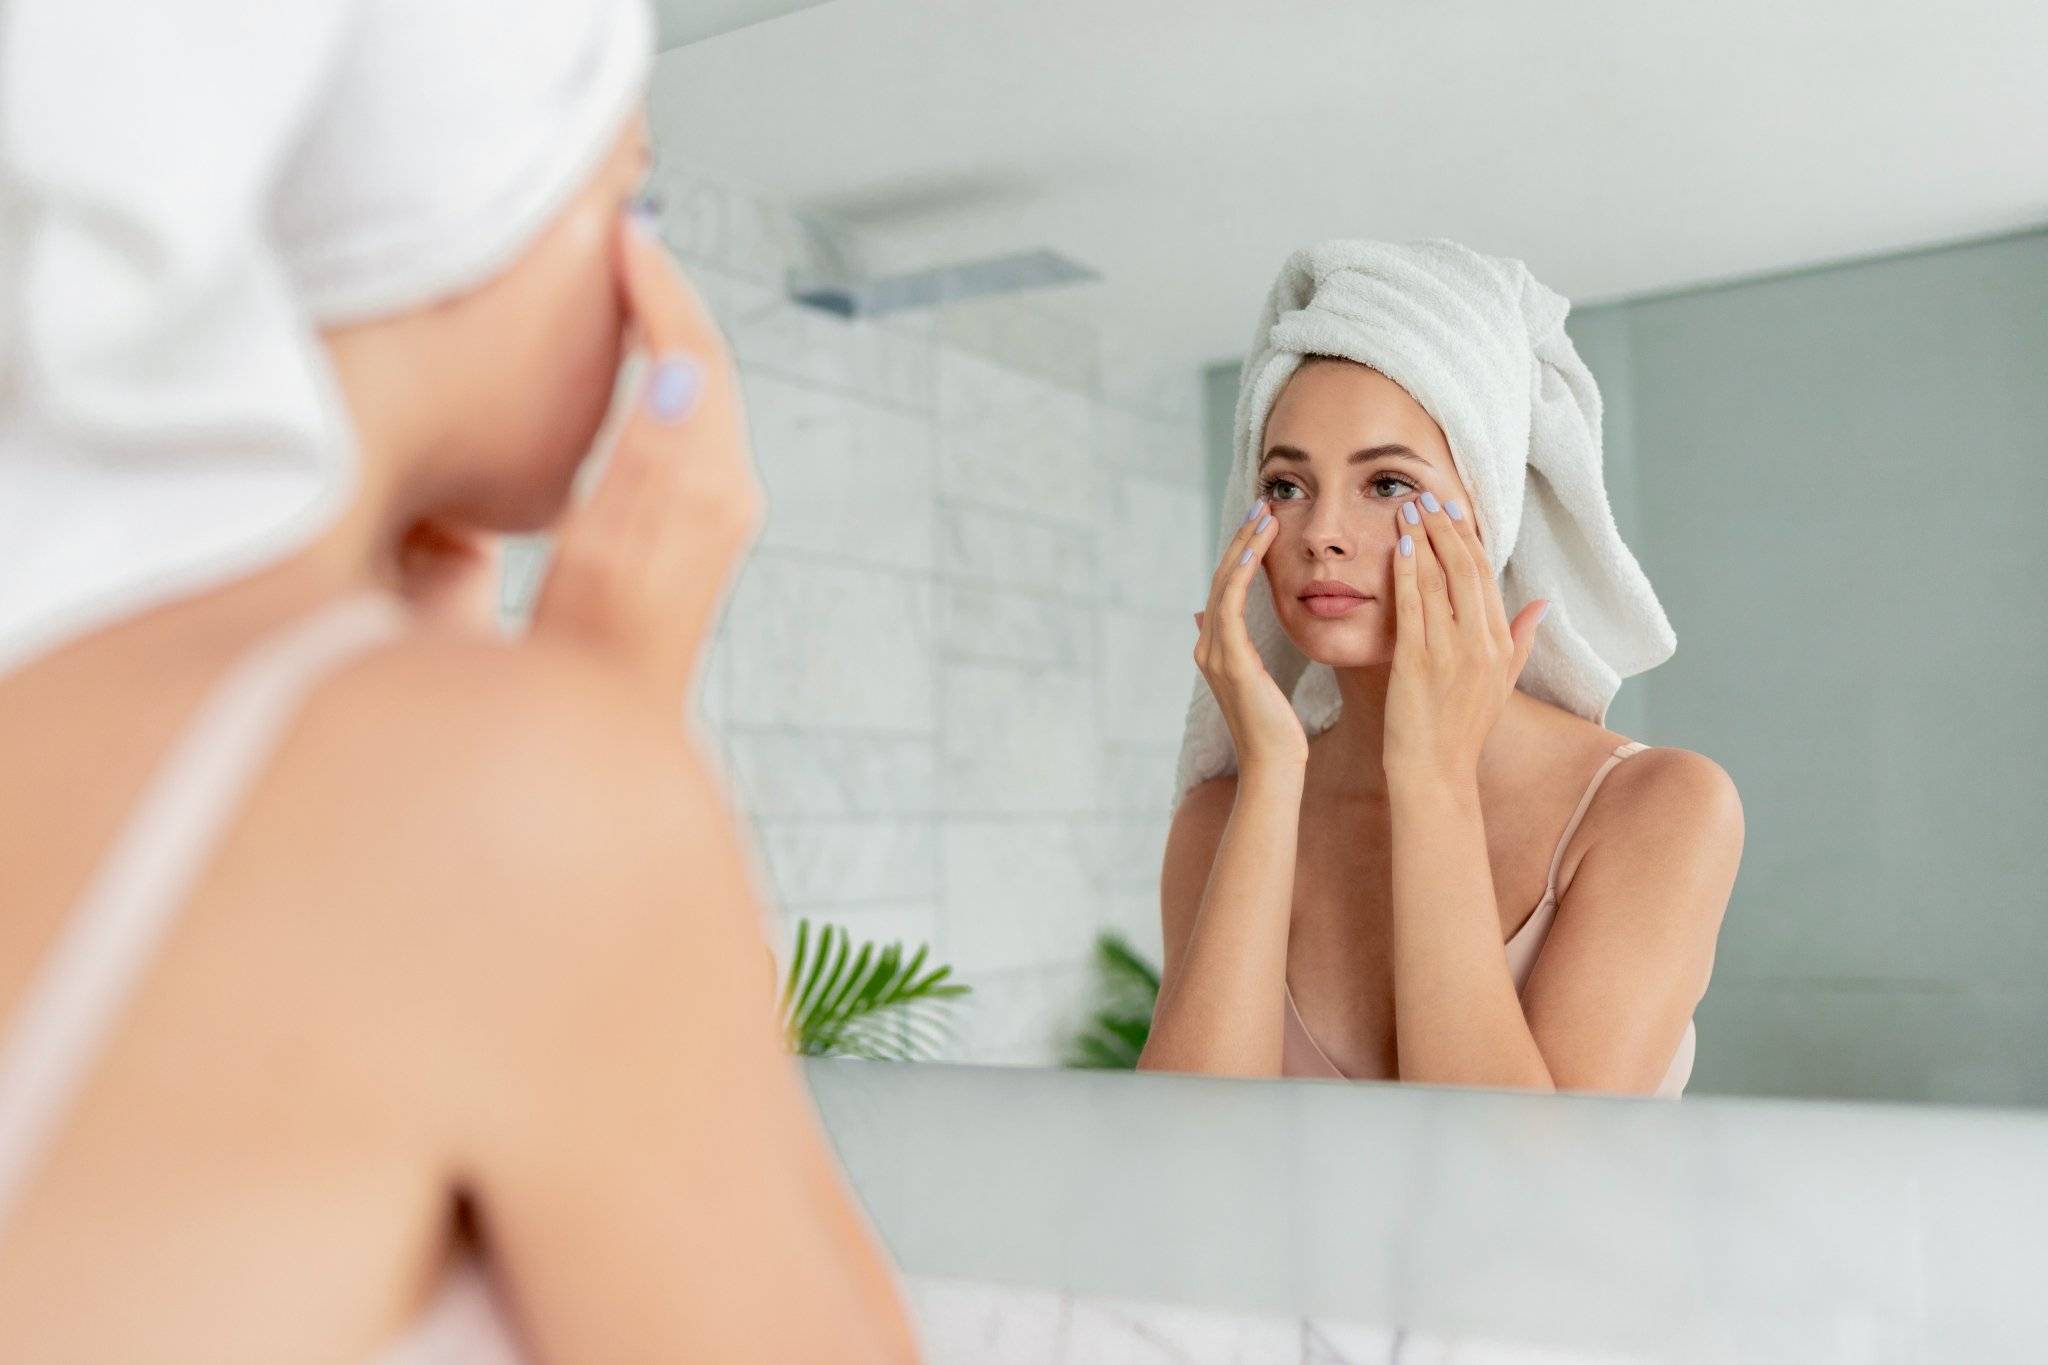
[1239,547,1254,565]
[648,352,703,422]
[1399,533,1413,557]
[1256,514,1271,532]
[1536,602,1552,626]
[1242,503,1259,524]
[1420,491,1440,513]
[627,193,663,236]
[1445,499,1463,521]
[1402,500,1421,525]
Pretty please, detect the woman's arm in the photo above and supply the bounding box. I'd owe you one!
[1378,492,1742,1094]
[1386,753,1742,1093]
[1140,501,1309,1078]
[1385,768,1556,1089]
[1516,751,1742,1092]
[1138,761,1305,1077]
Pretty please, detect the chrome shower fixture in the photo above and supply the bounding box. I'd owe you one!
[790,247,1099,320]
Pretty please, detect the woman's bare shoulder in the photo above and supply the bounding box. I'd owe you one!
[292,629,678,819]
[1514,692,1739,830]
[238,626,781,1165]
[267,628,724,975]
[1573,741,1745,891]
[1608,743,1742,821]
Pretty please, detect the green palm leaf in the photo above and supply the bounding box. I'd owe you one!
[1063,930,1161,1069]
[779,918,972,1061]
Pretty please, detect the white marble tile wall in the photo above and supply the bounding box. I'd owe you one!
[552,161,1214,1065]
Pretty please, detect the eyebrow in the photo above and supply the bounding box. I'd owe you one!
[1259,443,1432,470]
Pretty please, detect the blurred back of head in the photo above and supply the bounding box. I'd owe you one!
[0,0,656,678]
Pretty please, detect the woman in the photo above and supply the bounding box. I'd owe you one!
[1139,240,1745,1095]
[0,1,916,1360]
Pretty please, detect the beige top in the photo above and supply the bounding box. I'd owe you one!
[1281,740,1696,1097]
[0,590,526,1363]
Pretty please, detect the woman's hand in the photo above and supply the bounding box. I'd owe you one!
[529,209,765,706]
[1384,492,1548,785]
[1192,499,1308,773]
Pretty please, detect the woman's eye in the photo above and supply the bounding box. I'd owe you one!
[1370,475,1415,498]
[1260,479,1303,501]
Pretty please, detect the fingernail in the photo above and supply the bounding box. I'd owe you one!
[1255,514,1271,532]
[1399,534,1413,557]
[1445,499,1463,521]
[627,193,663,236]
[648,352,703,422]
[1239,547,1254,565]
[1420,491,1440,514]
[1242,501,1262,525]
[1402,500,1421,525]
[1536,601,1552,626]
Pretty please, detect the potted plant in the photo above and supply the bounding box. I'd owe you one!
[778,918,971,1061]
[1063,930,1160,1069]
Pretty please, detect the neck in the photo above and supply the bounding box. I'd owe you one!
[1308,663,1530,801]
[200,327,450,627]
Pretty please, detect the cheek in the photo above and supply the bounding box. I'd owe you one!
[545,216,629,388]
[490,220,628,463]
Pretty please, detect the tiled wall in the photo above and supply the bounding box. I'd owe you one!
[510,162,1212,1065]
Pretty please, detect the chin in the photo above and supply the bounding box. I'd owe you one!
[1277,602,1391,668]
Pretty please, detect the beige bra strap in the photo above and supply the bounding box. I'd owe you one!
[1542,741,1651,896]
[0,590,410,1232]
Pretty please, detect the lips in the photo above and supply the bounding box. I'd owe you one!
[1297,580,1372,619]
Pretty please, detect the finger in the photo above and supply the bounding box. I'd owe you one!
[1390,513,1426,659]
[1399,497,1455,646]
[1201,499,1268,656]
[585,354,660,526]
[1414,491,1487,643]
[607,213,729,509]
[602,214,759,541]
[617,209,724,361]
[1216,510,1276,659]
[1508,599,1549,685]
[1441,493,1511,641]
[1441,491,1507,646]
[1206,498,1267,602]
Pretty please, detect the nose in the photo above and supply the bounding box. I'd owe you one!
[1298,497,1361,560]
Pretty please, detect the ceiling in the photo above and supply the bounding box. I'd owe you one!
[650,0,2048,376]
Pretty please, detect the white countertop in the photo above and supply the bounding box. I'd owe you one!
[803,1059,2048,1363]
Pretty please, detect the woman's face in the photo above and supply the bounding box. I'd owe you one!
[421,111,655,530]
[1256,356,1482,666]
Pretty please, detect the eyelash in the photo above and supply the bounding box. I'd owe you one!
[1256,472,1417,503]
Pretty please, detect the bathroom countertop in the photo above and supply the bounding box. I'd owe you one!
[803,1058,2048,1364]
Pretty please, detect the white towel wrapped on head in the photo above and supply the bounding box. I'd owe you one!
[0,0,654,680]
[1171,237,1676,810]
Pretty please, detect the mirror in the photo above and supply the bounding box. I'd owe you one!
[525,0,2048,1107]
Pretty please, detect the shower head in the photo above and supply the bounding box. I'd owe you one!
[789,247,1099,320]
